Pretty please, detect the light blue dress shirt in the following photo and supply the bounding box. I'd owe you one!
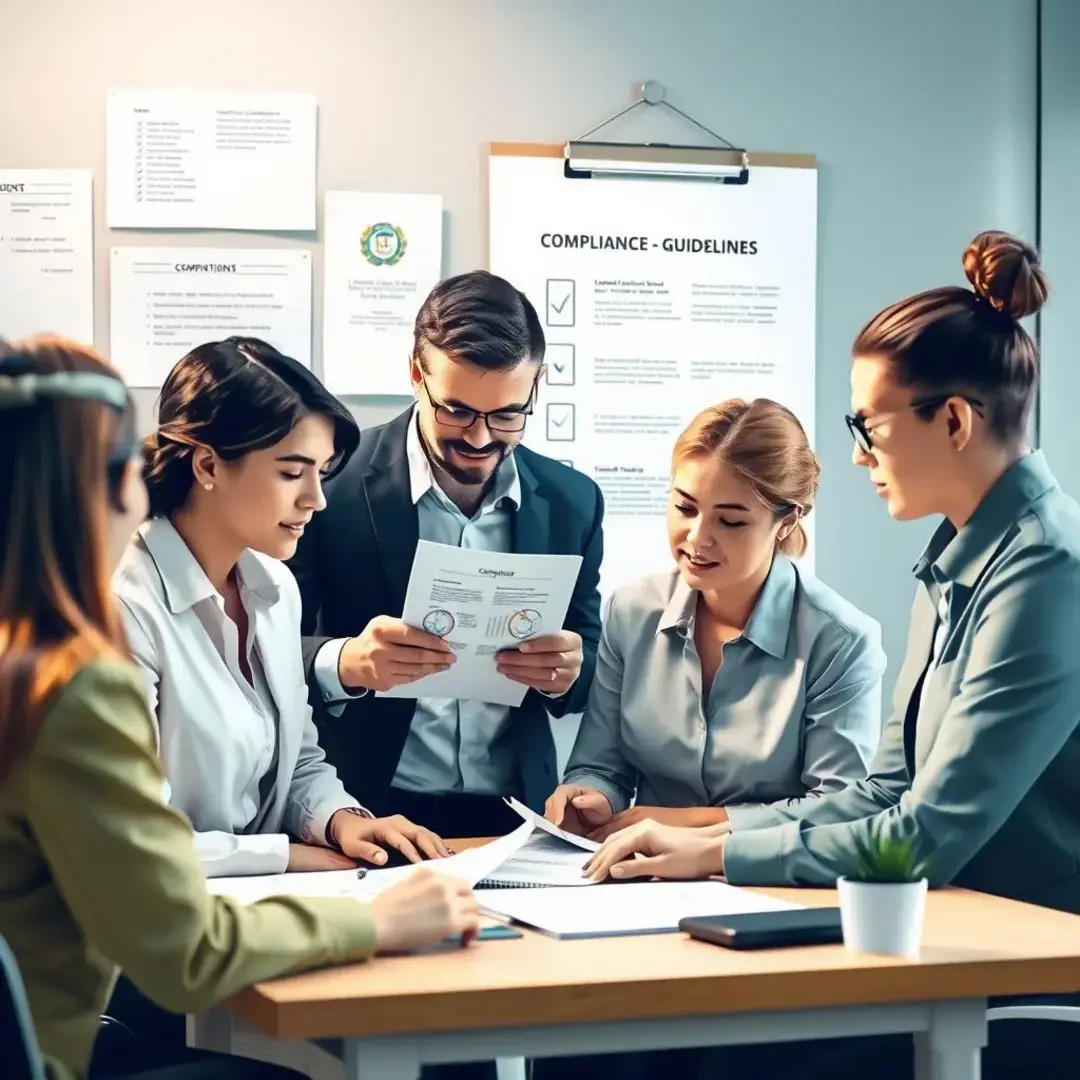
[563,555,886,823]
[315,411,525,796]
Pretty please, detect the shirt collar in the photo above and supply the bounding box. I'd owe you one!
[138,516,281,615]
[913,451,1058,589]
[656,554,797,660]
[405,405,522,511]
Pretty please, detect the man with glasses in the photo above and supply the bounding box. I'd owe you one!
[290,270,604,843]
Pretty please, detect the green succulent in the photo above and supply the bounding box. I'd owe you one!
[847,834,930,883]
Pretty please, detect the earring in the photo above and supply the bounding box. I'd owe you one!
[203,483,214,492]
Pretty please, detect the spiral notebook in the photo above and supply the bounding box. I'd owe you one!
[476,831,599,889]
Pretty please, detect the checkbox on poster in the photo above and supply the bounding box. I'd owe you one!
[546,343,576,386]
[546,279,575,327]
[547,403,575,442]
[556,459,574,470]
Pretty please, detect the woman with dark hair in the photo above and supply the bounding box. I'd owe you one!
[0,335,481,1080]
[569,231,1080,1077]
[115,337,448,879]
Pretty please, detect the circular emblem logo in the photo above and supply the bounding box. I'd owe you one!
[360,222,407,266]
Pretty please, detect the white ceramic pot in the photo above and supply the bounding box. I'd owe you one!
[837,877,928,958]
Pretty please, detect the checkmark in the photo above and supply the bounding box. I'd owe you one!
[546,403,575,442]
[545,279,575,327]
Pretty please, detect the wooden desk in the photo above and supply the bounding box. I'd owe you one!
[198,845,1080,1080]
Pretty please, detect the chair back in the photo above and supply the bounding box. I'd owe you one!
[0,934,46,1080]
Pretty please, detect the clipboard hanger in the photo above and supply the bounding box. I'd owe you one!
[566,81,750,185]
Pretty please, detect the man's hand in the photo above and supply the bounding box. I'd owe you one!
[588,805,729,843]
[583,820,726,882]
[370,868,481,953]
[327,812,451,866]
[338,615,453,692]
[544,784,614,835]
[496,630,583,695]
[287,843,358,872]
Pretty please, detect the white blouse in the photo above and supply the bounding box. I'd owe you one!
[113,516,363,877]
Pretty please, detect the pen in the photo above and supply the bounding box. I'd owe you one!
[356,869,367,880]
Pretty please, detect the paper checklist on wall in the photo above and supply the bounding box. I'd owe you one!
[109,247,312,387]
[0,169,93,345]
[378,540,582,707]
[107,89,317,230]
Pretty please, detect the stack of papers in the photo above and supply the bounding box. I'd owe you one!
[479,881,802,939]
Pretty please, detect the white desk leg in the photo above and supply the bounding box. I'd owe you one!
[187,1010,236,1054]
[343,1038,420,1080]
[915,1000,987,1080]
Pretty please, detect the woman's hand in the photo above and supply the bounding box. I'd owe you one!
[544,784,614,835]
[583,820,726,882]
[587,805,728,843]
[370,868,481,953]
[328,812,451,866]
[287,842,358,872]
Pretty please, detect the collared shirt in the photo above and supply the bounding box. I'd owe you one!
[316,409,526,795]
[563,555,885,819]
[723,453,1080,913]
[114,517,360,877]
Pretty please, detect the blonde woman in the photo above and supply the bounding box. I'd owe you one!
[546,398,885,841]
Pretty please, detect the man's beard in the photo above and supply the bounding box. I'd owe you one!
[433,437,512,486]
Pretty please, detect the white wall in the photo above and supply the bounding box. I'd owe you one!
[0,0,1038,705]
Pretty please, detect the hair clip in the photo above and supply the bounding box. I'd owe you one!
[0,371,128,412]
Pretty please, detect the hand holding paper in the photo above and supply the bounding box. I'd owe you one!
[378,541,583,706]
[339,615,453,692]
[495,629,583,694]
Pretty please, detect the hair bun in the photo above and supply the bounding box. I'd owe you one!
[962,230,1049,320]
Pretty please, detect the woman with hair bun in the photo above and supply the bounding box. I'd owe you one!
[545,397,885,842]
[574,229,1080,1080]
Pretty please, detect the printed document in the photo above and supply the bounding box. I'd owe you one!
[480,881,802,938]
[0,170,93,345]
[109,247,312,386]
[378,540,582,707]
[207,820,535,906]
[107,89,316,230]
[323,191,443,395]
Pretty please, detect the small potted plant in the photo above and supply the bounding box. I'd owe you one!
[836,835,930,958]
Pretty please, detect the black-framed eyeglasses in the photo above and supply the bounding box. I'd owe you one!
[845,394,986,453]
[420,369,541,433]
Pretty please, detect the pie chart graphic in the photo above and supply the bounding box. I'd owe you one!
[508,609,542,640]
[423,609,455,637]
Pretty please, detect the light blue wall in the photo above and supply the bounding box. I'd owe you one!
[1039,0,1080,494]
[1,0,1038,711]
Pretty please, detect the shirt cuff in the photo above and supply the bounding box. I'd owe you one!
[721,822,798,885]
[724,801,790,834]
[314,638,370,704]
[559,771,631,816]
[194,831,291,878]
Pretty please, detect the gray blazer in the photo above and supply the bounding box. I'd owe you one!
[724,452,1080,915]
[563,555,886,818]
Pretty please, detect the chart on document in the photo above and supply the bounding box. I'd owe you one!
[109,247,312,387]
[0,170,94,345]
[489,149,818,591]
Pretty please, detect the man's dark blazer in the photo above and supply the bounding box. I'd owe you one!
[289,408,604,817]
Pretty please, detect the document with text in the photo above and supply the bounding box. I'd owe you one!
[107,88,317,230]
[109,246,312,386]
[0,169,94,345]
[378,540,582,707]
[480,881,802,939]
[323,190,443,395]
[489,150,818,590]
